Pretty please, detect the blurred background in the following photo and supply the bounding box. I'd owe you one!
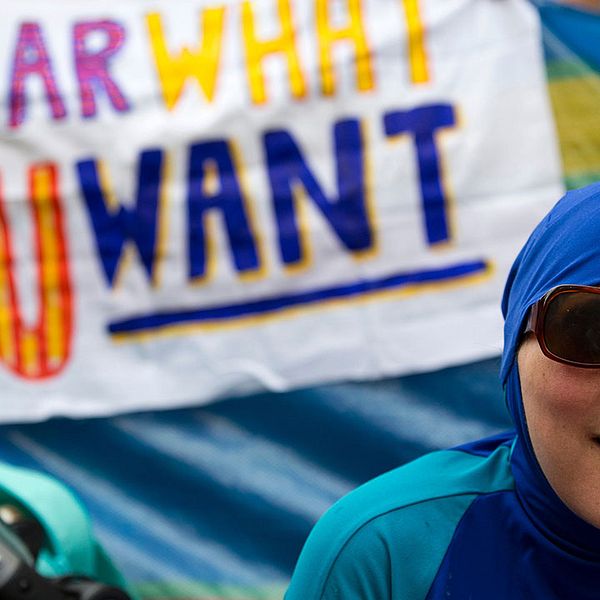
[0,1,599,598]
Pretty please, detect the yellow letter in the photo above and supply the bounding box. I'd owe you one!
[315,0,375,96]
[242,0,307,104]
[146,9,226,111]
[401,0,429,84]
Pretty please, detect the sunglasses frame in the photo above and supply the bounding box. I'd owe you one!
[524,284,600,368]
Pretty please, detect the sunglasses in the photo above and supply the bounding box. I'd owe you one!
[524,284,600,368]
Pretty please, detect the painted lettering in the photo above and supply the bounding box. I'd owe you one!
[384,104,456,245]
[0,164,73,378]
[315,0,374,96]
[9,23,67,128]
[73,20,130,118]
[76,150,166,287]
[401,0,429,84]
[242,0,307,104]
[264,119,374,269]
[187,140,263,281]
[146,9,226,110]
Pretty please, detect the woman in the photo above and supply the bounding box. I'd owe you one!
[285,183,600,599]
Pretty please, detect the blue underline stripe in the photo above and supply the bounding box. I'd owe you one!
[108,259,488,335]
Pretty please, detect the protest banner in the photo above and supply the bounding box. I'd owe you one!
[0,0,562,420]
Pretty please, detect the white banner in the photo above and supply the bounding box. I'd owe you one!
[0,0,562,421]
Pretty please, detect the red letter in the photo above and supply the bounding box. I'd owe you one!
[9,23,67,128]
[74,20,130,118]
[0,164,73,379]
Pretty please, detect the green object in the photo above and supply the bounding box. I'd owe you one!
[0,460,136,598]
[285,445,514,600]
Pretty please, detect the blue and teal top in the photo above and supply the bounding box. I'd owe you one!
[287,184,600,599]
[286,430,600,599]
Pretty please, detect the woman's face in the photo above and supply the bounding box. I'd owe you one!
[518,335,600,528]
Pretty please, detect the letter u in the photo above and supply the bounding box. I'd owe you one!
[0,164,73,379]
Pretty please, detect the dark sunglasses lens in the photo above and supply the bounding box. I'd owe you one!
[544,291,600,365]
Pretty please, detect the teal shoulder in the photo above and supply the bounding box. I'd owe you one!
[286,444,514,600]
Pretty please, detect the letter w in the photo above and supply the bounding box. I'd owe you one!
[146,9,226,110]
[77,150,164,288]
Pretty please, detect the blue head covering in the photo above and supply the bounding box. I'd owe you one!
[500,182,600,555]
[501,182,600,384]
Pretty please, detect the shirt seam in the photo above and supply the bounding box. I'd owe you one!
[319,486,514,600]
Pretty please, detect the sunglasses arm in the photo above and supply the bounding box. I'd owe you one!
[524,302,539,335]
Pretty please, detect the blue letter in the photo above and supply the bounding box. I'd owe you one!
[76,150,163,287]
[264,119,373,267]
[384,104,455,245]
[187,140,260,280]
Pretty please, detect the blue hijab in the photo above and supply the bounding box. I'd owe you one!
[501,182,600,557]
